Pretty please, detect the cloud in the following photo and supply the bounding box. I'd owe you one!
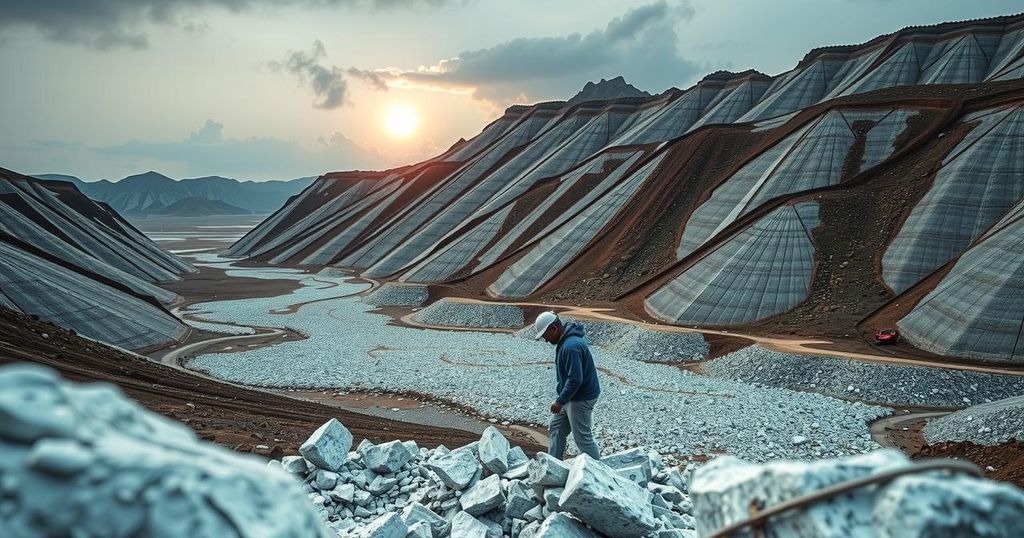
[0,0,461,50]
[272,40,350,109]
[346,68,390,92]
[359,0,700,105]
[96,119,397,178]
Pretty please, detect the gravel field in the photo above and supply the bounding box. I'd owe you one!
[362,283,429,307]
[924,395,1024,446]
[703,346,1024,407]
[412,299,525,328]
[184,264,887,462]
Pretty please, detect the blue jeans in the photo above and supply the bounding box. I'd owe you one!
[548,398,600,460]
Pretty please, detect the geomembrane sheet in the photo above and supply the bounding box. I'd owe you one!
[898,198,1024,361]
[883,103,1024,293]
[488,154,663,298]
[0,241,187,349]
[647,202,820,326]
[678,108,911,260]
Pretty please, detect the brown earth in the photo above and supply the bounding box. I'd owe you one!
[163,264,302,304]
[0,307,545,458]
[913,440,1024,489]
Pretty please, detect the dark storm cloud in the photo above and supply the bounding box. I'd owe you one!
[0,0,460,50]
[271,40,350,109]
[366,0,700,104]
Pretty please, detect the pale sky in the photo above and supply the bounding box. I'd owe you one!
[0,0,1020,181]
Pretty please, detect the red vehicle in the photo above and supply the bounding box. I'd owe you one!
[875,329,900,345]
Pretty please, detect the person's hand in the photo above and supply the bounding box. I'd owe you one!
[550,401,562,414]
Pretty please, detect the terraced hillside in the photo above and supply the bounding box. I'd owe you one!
[227,14,1024,363]
[0,168,193,349]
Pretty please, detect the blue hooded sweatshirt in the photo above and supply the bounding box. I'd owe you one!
[555,321,601,405]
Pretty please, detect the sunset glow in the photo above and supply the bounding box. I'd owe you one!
[385,105,419,138]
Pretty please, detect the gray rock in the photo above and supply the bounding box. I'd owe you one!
[875,474,1024,537]
[0,364,330,538]
[354,489,373,506]
[657,530,697,538]
[519,521,542,538]
[558,455,658,538]
[0,365,77,443]
[601,447,651,471]
[362,512,408,538]
[24,438,93,476]
[330,483,356,503]
[478,426,510,474]
[653,505,689,530]
[300,418,354,472]
[648,483,685,504]
[314,470,339,491]
[508,446,529,468]
[460,474,505,516]
[543,487,563,511]
[405,521,433,538]
[616,464,650,486]
[362,440,415,474]
[527,453,570,487]
[691,449,1024,537]
[505,480,537,519]
[400,502,450,537]
[369,475,399,495]
[535,513,598,537]
[450,511,490,537]
[480,517,503,538]
[523,504,545,522]
[282,455,311,474]
[427,449,480,490]
[504,463,531,480]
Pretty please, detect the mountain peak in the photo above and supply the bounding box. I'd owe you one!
[121,171,175,185]
[568,76,651,104]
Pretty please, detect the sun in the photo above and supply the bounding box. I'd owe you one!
[385,105,419,138]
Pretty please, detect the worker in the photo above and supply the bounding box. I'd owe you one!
[534,311,601,459]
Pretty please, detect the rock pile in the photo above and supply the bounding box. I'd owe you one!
[363,284,429,307]
[412,300,525,329]
[924,395,1024,446]
[703,345,1024,406]
[278,421,698,537]
[561,317,708,363]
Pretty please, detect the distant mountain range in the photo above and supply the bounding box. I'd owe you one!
[568,76,651,104]
[33,171,315,216]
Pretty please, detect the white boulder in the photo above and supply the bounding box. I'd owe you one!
[459,474,505,516]
[0,364,329,538]
[558,455,658,538]
[360,512,407,538]
[527,453,570,487]
[427,448,480,490]
[300,418,353,472]
[450,511,490,537]
[361,440,414,474]
[535,513,598,537]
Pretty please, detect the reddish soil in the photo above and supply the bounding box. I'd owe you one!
[914,440,1024,489]
[0,308,545,458]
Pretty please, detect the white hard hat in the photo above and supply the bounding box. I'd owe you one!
[534,311,558,340]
